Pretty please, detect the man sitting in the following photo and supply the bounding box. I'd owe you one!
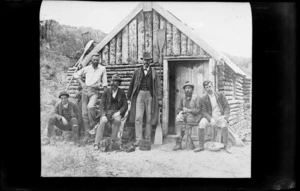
[94,74,128,151]
[173,81,202,151]
[195,80,231,153]
[44,91,82,145]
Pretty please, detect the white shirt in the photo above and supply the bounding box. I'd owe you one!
[144,67,150,76]
[209,93,222,118]
[62,102,68,109]
[112,88,118,98]
[73,64,108,87]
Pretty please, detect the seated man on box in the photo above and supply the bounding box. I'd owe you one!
[93,74,128,151]
[195,80,231,153]
[44,91,82,145]
[173,81,202,151]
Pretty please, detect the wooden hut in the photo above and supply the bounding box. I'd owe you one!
[66,2,251,145]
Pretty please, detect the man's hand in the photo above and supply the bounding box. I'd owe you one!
[112,111,121,120]
[101,116,108,123]
[210,118,216,126]
[158,100,163,107]
[183,107,191,113]
[61,117,68,125]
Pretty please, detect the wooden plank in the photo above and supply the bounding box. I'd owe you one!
[144,11,153,58]
[153,2,221,60]
[159,16,167,57]
[122,25,129,64]
[192,43,198,56]
[162,59,169,136]
[180,33,187,55]
[129,18,138,64]
[153,10,160,63]
[80,3,143,67]
[116,32,122,64]
[208,58,216,88]
[137,12,145,64]
[102,44,109,66]
[109,38,116,65]
[166,21,173,56]
[187,38,193,55]
[172,26,180,55]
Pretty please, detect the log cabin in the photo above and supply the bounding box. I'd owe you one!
[66,2,252,146]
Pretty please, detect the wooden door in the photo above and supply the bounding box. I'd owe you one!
[173,60,209,138]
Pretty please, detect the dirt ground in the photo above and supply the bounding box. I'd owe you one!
[41,136,251,177]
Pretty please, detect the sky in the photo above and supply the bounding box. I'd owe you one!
[40,1,252,58]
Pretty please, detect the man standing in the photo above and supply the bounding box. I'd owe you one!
[45,91,82,144]
[73,52,108,144]
[195,80,231,153]
[94,74,128,151]
[173,81,202,151]
[127,52,162,147]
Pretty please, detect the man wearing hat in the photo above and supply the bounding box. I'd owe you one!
[93,74,128,151]
[73,52,108,144]
[45,91,82,144]
[196,80,231,153]
[173,81,203,151]
[127,52,162,147]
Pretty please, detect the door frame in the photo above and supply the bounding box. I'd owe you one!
[162,56,216,136]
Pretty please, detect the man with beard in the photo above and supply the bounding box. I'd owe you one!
[93,74,128,151]
[196,80,231,153]
[45,91,82,145]
[173,81,202,151]
[73,52,108,144]
[127,52,162,147]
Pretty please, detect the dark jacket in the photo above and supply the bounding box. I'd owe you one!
[98,88,128,118]
[52,101,82,122]
[127,65,162,125]
[201,92,230,122]
[177,94,203,123]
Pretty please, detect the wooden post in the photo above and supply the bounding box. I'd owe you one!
[172,26,180,55]
[122,25,129,64]
[145,11,153,58]
[166,21,173,56]
[137,12,145,64]
[208,58,216,88]
[116,32,122,64]
[153,10,160,63]
[162,59,169,136]
[129,19,137,64]
[109,38,116,65]
[181,33,187,55]
[192,43,198,56]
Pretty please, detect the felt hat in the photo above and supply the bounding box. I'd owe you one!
[59,91,69,98]
[141,52,152,60]
[111,74,122,82]
[91,52,100,56]
[183,81,194,89]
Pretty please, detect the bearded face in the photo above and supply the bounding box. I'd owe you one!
[184,86,194,97]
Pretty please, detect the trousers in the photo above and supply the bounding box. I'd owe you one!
[81,87,98,134]
[47,115,78,138]
[94,110,121,144]
[135,90,152,141]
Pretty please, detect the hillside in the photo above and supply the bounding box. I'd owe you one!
[223,52,252,77]
[40,20,106,131]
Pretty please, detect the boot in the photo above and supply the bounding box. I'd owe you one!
[194,128,205,152]
[72,125,79,144]
[222,127,232,154]
[187,126,195,150]
[172,136,182,151]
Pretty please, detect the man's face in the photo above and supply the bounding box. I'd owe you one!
[184,86,194,97]
[143,59,151,68]
[204,83,214,95]
[91,55,99,66]
[111,80,120,89]
[61,95,68,105]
